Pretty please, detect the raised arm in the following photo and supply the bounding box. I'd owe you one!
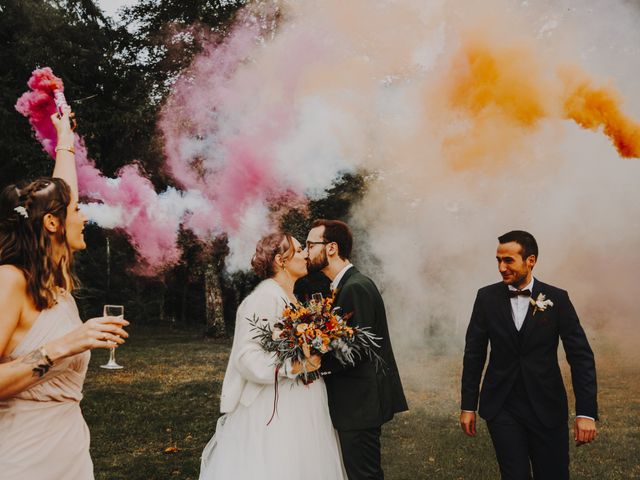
[50,106,78,202]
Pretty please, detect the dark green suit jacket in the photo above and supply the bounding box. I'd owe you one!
[321,267,408,430]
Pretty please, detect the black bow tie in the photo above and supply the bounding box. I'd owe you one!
[508,289,531,298]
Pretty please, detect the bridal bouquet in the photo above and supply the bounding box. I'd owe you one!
[249,293,383,383]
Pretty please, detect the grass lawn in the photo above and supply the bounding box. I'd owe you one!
[83,326,640,479]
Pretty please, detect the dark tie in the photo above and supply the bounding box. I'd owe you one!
[508,289,531,298]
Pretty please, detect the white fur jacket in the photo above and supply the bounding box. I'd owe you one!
[219,279,296,413]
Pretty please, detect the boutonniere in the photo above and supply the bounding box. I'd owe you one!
[530,293,553,315]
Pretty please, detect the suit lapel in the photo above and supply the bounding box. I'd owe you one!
[520,279,542,345]
[497,284,520,350]
[333,266,357,305]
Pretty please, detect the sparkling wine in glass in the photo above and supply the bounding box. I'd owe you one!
[100,304,124,370]
[311,293,324,313]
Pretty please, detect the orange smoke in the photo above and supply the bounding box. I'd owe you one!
[562,70,640,158]
[442,40,551,170]
[442,38,640,169]
[449,43,547,127]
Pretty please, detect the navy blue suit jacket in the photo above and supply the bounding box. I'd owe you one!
[461,279,598,428]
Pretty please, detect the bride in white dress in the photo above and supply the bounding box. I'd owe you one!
[199,233,346,480]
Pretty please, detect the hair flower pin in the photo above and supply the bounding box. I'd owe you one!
[14,206,29,219]
[530,293,553,315]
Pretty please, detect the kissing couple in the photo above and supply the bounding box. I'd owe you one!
[198,219,408,480]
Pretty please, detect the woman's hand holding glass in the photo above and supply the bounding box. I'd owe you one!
[45,314,129,362]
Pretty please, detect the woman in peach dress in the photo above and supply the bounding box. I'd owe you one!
[0,107,129,479]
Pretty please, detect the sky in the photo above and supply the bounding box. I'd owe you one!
[97,0,137,20]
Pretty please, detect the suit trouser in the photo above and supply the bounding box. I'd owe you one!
[486,394,569,480]
[337,427,383,480]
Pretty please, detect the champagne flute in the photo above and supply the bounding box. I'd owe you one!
[100,304,124,370]
[311,293,324,314]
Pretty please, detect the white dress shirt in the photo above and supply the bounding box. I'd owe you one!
[330,263,353,291]
[508,278,534,331]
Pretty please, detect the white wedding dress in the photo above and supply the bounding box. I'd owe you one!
[199,279,346,480]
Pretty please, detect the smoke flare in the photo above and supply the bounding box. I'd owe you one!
[15,68,215,274]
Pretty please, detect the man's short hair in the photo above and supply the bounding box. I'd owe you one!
[312,219,353,260]
[498,230,538,260]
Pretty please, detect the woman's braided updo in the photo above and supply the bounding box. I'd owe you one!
[0,177,75,309]
[251,232,296,280]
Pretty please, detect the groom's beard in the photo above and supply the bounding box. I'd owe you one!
[307,249,329,273]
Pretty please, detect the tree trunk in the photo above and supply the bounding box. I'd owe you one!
[204,263,226,337]
[180,277,188,324]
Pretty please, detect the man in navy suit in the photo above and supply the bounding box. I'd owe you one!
[460,230,598,479]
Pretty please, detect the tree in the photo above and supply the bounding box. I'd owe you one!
[1,0,249,326]
[116,0,251,335]
[1,0,160,320]
[1,0,368,331]
[0,0,109,183]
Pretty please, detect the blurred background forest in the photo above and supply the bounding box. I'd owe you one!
[0,0,360,334]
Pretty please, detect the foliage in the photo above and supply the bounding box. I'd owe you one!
[119,0,247,106]
[250,292,383,383]
[0,0,367,330]
[1,0,108,183]
[280,172,368,242]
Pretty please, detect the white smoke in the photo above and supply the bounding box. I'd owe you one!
[165,0,640,357]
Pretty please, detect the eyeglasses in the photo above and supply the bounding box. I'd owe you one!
[305,241,329,249]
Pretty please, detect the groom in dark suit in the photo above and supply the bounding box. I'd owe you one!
[460,230,598,479]
[305,219,408,480]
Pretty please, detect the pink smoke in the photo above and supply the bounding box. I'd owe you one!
[16,68,188,274]
[16,12,326,274]
[14,68,62,157]
[159,23,283,234]
[159,17,322,235]
[16,43,309,274]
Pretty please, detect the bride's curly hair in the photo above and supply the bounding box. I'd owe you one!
[251,232,296,279]
[0,177,76,309]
